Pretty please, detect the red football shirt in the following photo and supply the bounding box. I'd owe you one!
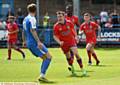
[54,20,76,44]
[80,21,98,43]
[65,15,79,26]
[6,22,18,40]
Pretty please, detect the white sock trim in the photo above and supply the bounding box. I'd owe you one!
[40,73,45,78]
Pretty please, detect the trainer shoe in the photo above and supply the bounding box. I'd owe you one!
[38,77,49,83]
[68,65,76,75]
[96,61,100,66]
[7,57,11,60]
[22,53,25,59]
[88,61,92,66]
[81,69,87,77]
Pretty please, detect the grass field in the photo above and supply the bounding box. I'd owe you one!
[0,48,120,85]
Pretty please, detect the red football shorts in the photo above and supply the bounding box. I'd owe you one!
[8,38,17,45]
[61,41,76,54]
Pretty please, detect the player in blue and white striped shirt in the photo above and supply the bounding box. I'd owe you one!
[22,3,52,82]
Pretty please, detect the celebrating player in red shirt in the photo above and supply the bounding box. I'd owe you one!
[80,13,100,65]
[53,11,86,76]
[6,15,25,60]
[65,4,80,73]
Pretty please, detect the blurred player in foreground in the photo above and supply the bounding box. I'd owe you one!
[65,4,80,73]
[22,3,52,82]
[80,13,100,65]
[53,11,86,76]
[6,15,25,60]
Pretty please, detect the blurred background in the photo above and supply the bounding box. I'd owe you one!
[0,0,120,47]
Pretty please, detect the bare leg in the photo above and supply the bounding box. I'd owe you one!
[71,47,83,69]
[90,46,100,65]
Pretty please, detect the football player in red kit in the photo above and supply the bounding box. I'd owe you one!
[65,4,80,72]
[65,4,80,32]
[53,11,86,76]
[80,13,100,65]
[6,15,25,60]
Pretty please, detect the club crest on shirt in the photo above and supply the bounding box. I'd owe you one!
[90,25,92,29]
[83,26,86,29]
[66,26,70,29]
[59,28,62,31]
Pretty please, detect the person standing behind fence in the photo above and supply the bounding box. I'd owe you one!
[43,12,51,46]
[16,8,24,44]
[16,8,24,26]
[100,9,109,28]
[43,12,50,29]
[110,9,119,28]
[105,18,113,28]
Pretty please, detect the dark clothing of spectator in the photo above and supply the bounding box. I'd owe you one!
[16,8,24,27]
[111,15,119,28]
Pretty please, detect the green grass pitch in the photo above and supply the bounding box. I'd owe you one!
[0,48,120,85]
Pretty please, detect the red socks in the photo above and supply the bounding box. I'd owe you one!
[67,57,74,66]
[92,53,99,62]
[87,50,92,62]
[77,58,83,68]
[8,49,11,59]
[15,48,24,55]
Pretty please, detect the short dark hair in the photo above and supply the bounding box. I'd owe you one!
[27,3,36,13]
[56,11,65,16]
[84,13,91,17]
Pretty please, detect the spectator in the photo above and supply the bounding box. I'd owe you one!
[16,8,24,26]
[105,18,113,28]
[96,19,101,26]
[0,20,3,29]
[43,12,51,46]
[43,12,50,29]
[16,8,24,44]
[100,9,109,28]
[110,9,119,28]
[0,21,6,29]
